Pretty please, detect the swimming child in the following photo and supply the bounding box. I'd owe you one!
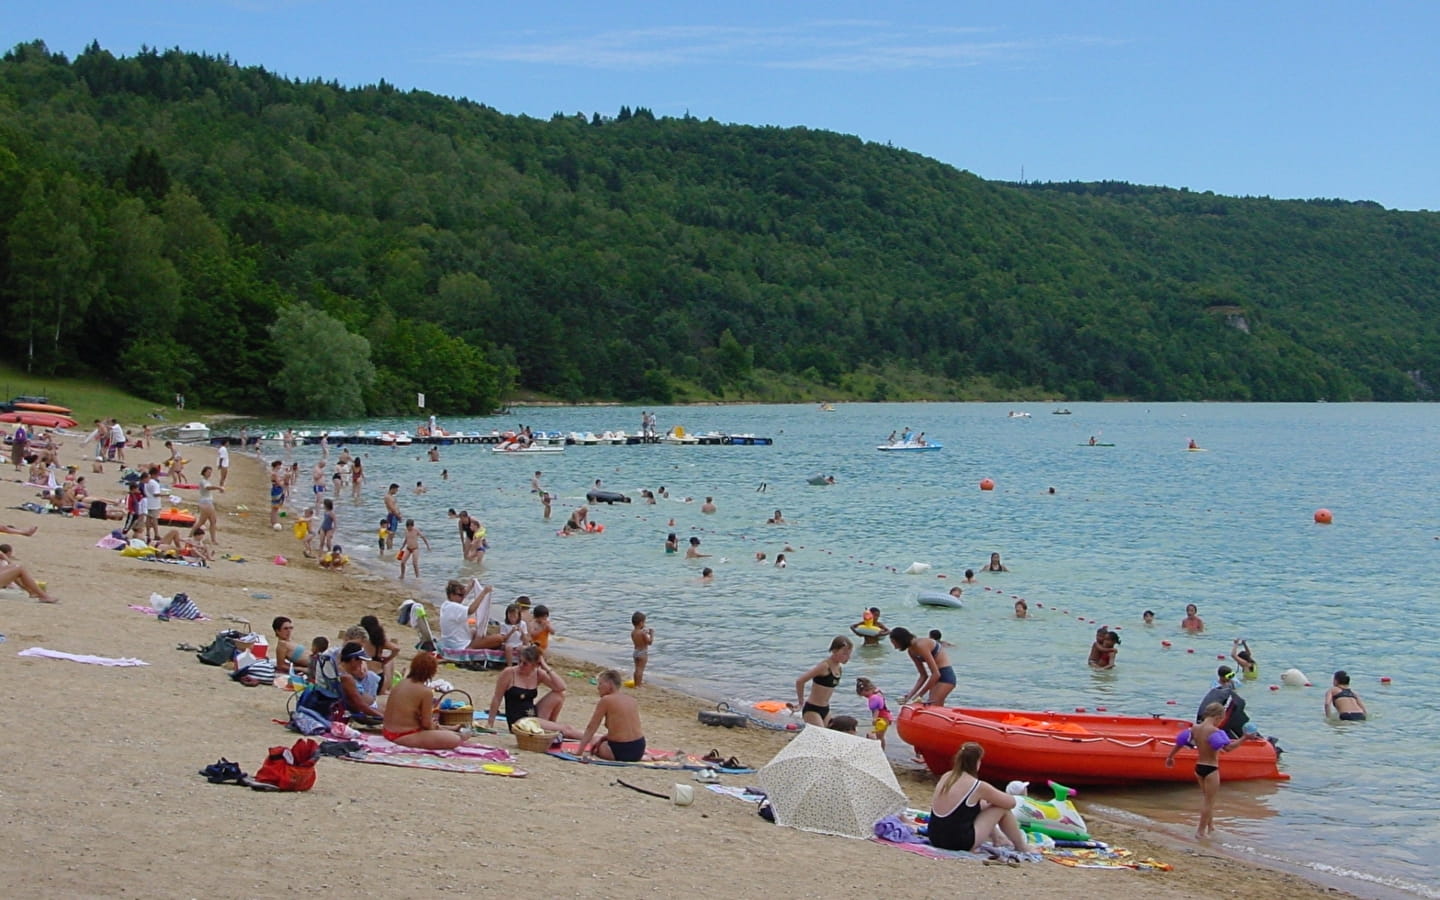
[1014,598,1028,618]
[849,608,889,645]
[630,611,653,687]
[499,603,529,666]
[1232,639,1258,679]
[1143,609,1156,625]
[774,553,787,568]
[319,545,350,571]
[856,676,893,747]
[928,628,955,648]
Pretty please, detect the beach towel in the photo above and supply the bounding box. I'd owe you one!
[138,554,207,568]
[437,647,506,669]
[357,734,516,762]
[1042,846,1173,871]
[340,754,527,777]
[129,604,210,622]
[17,647,149,667]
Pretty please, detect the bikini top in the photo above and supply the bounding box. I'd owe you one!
[813,669,841,688]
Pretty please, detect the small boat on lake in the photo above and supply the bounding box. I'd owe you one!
[1052,409,1072,415]
[491,442,564,454]
[876,440,941,452]
[177,422,211,441]
[1007,411,1032,419]
[897,705,1288,786]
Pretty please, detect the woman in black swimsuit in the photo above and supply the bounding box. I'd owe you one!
[793,637,852,726]
[485,645,582,739]
[981,552,1009,573]
[928,742,1033,853]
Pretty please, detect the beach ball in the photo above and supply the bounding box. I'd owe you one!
[980,478,995,491]
[1314,508,1333,524]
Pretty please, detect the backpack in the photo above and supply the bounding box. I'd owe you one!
[253,739,320,791]
[197,630,241,666]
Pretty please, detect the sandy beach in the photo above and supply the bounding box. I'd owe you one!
[0,431,1353,899]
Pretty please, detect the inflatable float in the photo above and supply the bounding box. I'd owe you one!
[697,702,748,728]
[585,490,630,504]
[1009,780,1089,841]
[897,705,1288,785]
[916,590,963,609]
[157,508,197,527]
[491,443,564,454]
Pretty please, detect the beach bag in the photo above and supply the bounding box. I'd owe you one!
[163,593,203,620]
[197,630,241,666]
[253,739,320,792]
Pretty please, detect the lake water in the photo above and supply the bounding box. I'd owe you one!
[264,402,1439,898]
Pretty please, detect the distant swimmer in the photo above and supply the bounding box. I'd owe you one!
[701,497,716,514]
[963,569,978,584]
[980,552,1009,573]
[1182,604,1205,633]
[1143,609,1156,626]
[685,536,709,559]
[1324,670,1367,721]
[1188,438,1200,450]
[700,567,714,583]
[1014,599,1028,619]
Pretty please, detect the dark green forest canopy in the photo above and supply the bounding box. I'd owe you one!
[1,40,1438,411]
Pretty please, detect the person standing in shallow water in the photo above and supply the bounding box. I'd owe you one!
[1165,701,1260,838]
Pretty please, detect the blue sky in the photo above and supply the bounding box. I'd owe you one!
[7,1,1438,210]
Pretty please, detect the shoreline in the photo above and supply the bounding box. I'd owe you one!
[0,437,1364,898]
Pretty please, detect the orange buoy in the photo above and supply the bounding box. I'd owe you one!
[1269,685,1280,691]
[1314,508,1333,524]
[1166,699,1177,705]
[1161,641,1172,647]
[1380,676,1392,684]
[980,478,995,491]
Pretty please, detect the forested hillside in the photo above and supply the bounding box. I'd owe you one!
[1,40,1437,412]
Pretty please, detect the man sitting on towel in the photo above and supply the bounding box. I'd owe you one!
[578,670,647,762]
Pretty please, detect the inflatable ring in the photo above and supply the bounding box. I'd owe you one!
[697,702,748,728]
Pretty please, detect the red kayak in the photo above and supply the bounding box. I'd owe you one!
[897,705,1289,785]
[0,411,78,429]
[11,402,74,416]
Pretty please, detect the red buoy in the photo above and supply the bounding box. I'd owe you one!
[1314,508,1334,525]
[980,478,995,491]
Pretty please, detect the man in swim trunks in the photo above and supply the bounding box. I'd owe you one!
[1324,670,1368,721]
[579,670,647,762]
[1165,701,1259,837]
[383,483,402,548]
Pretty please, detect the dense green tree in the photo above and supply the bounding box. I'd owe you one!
[268,304,375,417]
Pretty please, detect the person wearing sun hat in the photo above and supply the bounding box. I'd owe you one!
[337,641,384,724]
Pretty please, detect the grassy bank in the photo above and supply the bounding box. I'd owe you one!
[0,362,204,426]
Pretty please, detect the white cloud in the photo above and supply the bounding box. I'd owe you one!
[445,22,1111,73]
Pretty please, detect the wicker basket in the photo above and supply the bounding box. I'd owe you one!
[435,689,474,728]
[514,729,561,753]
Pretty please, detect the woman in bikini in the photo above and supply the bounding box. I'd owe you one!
[928,742,1033,853]
[890,627,956,707]
[359,614,401,695]
[485,645,582,739]
[194,466,224,543]
[1165,700,1258,837]
[793,637,853,726]
[381,652,465,750]
[272,616,311,676]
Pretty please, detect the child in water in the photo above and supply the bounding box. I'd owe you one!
[855,677,892,747]
[1231,639,1258,679]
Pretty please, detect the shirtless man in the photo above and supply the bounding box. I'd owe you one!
[1182,603,1205,633]
[382,652,465,750]
[383,484,402,549]
[700,496,717,514]
[1323,670,1368,721]
[398,519,431,580]
[579,670,647,761]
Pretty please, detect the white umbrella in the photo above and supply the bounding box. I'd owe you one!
[758,726,906,839]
